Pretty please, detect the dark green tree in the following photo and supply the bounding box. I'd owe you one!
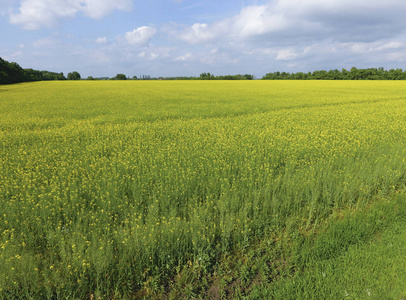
[114,74,127,80]
[67,71,81,80]
[0,58,25,84]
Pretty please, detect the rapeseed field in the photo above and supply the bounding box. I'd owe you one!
[1,81,406,298]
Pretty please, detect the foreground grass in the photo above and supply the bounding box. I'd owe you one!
[252,192,406,299]
[157,191,406,299]
[1,81,406,298]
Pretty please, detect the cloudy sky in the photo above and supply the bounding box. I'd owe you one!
[1,0,406,78]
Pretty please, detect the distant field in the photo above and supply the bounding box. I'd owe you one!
[1,81,406,298]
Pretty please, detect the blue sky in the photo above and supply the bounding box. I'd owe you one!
[1,0,406,78]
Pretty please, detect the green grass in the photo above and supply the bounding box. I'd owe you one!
[250,192,406,299]
[1,80,406,298]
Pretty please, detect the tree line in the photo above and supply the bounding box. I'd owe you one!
[0,57,65,84]
[3,56,406,84]
[262,67,406,80]
[0,57,85,84]
[0,57,256,84]
[108,73,255,80]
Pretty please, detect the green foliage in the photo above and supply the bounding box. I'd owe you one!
[67,71,81,80]
[252,193,406,299]
[0,59,25,84]
[262,67,406,80]
[155,73,255,80]
[112,74,127,80]
[198,72,254,80]
[0,57,66,84]
[1,81,406,298]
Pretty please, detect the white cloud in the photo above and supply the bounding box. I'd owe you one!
[170,4,291,45]
[78,0,132,19]
[159,0,406,76]
[231,5,287,38]
[96,37,108,44]
[174,53,193,62]
[171,0,406,47]
[349,41,403,54]
[149,53,158,60]
[179,23,216,44]
[9,0,132,30]
[276,49,298,61]
[124,26,157,46]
